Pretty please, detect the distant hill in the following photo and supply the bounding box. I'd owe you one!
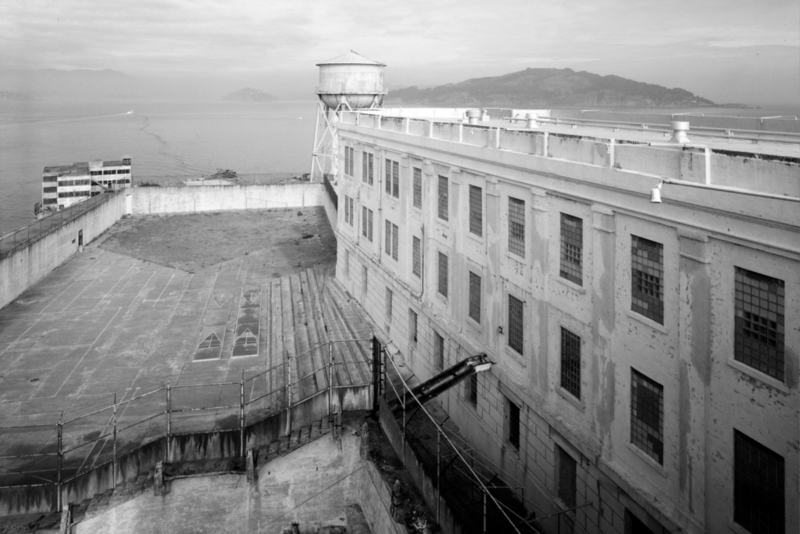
[387,68,716,108]
[221,88,277,102]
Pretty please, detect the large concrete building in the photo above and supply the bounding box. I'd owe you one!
[40,156,132,212]
[331,108,799,533]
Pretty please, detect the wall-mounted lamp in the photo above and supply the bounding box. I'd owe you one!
[650,181,663,203]
[498,326,504,334]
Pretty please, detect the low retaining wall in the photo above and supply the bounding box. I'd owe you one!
[0,191,127,311]
[130,183,329,215]
[356,460,409,534]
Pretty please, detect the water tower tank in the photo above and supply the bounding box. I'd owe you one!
[316,51,386,110]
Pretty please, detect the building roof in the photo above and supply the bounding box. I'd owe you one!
[316,50,385,67]
[43,159,130,175]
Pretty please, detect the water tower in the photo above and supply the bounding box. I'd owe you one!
[310,51,386,183]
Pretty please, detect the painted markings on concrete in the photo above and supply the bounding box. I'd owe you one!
[232,287,261,358]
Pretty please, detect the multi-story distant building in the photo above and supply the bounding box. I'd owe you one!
[332,108,799,533]
[39,156,132,214]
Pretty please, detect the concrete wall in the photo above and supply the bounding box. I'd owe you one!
[130,183,329,215]
[356,460,409,534]
[333,122,800,533]
[0,191,127,311]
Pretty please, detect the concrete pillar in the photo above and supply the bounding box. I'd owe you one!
[530,188,550,391]
[246,448,258,482]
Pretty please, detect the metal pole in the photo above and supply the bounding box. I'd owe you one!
[165,385,171,463]
[239,371,245,458]
[285,356,292,436]
[436,430,441,523]
[483,489,487,533]
[402,385,406,465]
[327,342,334,420]
[56,420,63,511]
[112,393,117,489]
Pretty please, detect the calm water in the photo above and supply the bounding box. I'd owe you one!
[0,99,318,234]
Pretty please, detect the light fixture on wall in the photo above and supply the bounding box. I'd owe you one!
[498,325,504,334]
[650,181,663,203]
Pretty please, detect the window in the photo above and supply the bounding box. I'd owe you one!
[344,146,354,175]
[385,159,399,198]
[438,252,448,298]
[556,446,577,508]
[362,266,368,295]
[362,152,374,185]
[344,196,354,226]
[43,186,57,193]
[361,207,374,241]
[469,185,482,236]
[413,167,422,208]
[631,236,664,324]
[434,331,445,370]
[560,328,581,399]
[735,267,785,381]
[560,214,583,285]
[734,430,784,534]
[508,197,525,258]
[409,309,418,344]
[384,220,399,261]
[630,369,664,464]
[468,271,481,323]
[506,397,520,449]
[466,373,478,407]
[412,236,421,278]
[508,295,524,354]
[385,288,393,323]
[625,510,656,534]
[344,250,350,277]
[43,175,57,182]
[437,175,448,221]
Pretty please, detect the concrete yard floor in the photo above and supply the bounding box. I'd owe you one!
[74,418,367,534]
[0,207,372,486]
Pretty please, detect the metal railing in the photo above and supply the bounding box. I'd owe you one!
[0,337,371,512]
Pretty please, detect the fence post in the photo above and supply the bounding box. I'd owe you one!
[483,489,488,534]
[56,420,63,511]
[165,385,171,463]
[112,393,117,489]
[371,335,380,413]
[239,371,245,458]
[327,342,334,420]
[285,356,292,436]
[401,386,406,465]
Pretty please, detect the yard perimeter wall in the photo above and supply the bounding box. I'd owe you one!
[0,191,127,311]
[130,183,329,215]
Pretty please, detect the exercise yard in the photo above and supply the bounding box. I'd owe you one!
[0,207,372,488]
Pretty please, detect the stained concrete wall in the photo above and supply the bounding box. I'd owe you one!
[0,191,127,311]
[333,121,800,533]
[130,183,329,215]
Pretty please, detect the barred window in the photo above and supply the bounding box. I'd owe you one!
[344,146,353,175]
[468,271,481,323]
[361,207,368,239]
[631,236,664,324]
[385,159,392,195]
[367,208,373,241]
[434,331,445,370]
[409,309,418,344]
[466,373,478,407]
[469,185,482,236]
[560,214,583,285]
[348,197,354,225]
[437,175,449,221]
[413,167,422,208]
[362,152,374,185]
[438,252,448,298]
[506,398,520,449]
[735,267,785,381]
[508,197,525,258]
[385,287,393,322]
[560,328,581,399]
[385,159,399,198]
[631,369,664,464]
[508,295,524,354]
[384,220,399,261]
[344,195,351,226]
[734,430,784,534]
[344,250,350,277]
[412,236,421,278]
[362,266,368,295]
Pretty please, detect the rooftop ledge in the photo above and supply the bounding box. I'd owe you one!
[339,109,800,200]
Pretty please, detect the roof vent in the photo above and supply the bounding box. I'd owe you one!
[669,121,690,144]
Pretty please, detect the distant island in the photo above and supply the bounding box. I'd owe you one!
[0,90,32,101]
[221,88,277,102]
[387,68,721,108]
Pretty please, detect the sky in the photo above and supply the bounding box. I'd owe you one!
[1,0,798,106]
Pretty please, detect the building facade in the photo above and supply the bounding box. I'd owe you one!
[332,110,799,533]
[41,156,132,212]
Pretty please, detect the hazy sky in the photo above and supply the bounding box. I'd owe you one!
[1,0,798,105]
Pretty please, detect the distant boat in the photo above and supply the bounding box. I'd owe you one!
[126,110,134,114]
